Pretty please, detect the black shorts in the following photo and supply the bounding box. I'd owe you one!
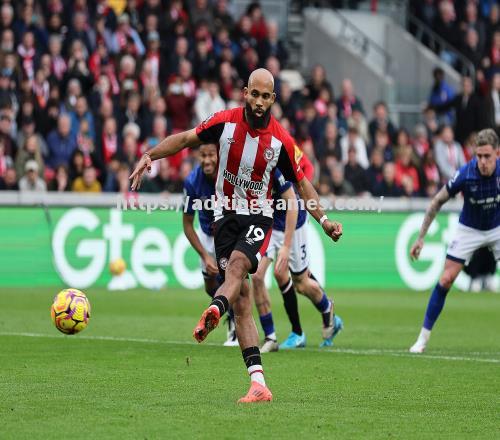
[213,213,273,278]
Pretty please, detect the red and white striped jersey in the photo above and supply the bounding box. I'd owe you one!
[196,107,305,220]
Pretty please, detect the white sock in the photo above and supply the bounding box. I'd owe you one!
[248,364,266,386]
[266,332,277,341]
[416,327,431,345]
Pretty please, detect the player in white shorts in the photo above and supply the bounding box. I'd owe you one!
[251,169,343,352]
[409,129,499,353]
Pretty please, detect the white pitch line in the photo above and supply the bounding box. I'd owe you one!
[1,331,499,364]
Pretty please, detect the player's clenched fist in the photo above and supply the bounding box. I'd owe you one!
[410,239,423,261]
[322,220,343,242]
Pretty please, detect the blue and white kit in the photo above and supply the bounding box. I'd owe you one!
[265,169,310,274]
[445,158,500,264]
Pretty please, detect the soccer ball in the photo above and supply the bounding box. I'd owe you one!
[51,288,91,335]
[109,258,126,276]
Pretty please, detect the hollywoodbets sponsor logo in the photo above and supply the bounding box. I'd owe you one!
[223,169,264,192]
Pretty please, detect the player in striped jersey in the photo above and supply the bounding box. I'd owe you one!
[130,68,343,403]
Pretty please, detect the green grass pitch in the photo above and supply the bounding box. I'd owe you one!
[0,287,499,439]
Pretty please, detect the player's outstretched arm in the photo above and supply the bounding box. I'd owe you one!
[129,128,202,190]
[182,213,218,276]
[296,177,342,242]
[410,186,450,260]
[276,186,299,272]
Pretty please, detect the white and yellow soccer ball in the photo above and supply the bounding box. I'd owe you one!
[109,258,126,276]
[51,288,91,335]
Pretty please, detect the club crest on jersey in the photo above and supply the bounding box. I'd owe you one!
[227,137,235,144]
[219,257,228,270]
[264,147,274,162]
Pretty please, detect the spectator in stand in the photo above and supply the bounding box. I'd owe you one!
[336,78,365,124]
[47,35,67,82]
[193,38,217,82]
[423,107,440,139]
[213,0,235,33]
[373,162,403,197]
[483,72,500,135]
[191,0,214,31]
[111,13,145,56]
[247,2,267,43]
[428,75,482,145]
[340,123,369,169]
[99,116,120,165]
[316,120,340,163]
[328,163,355,197]
[412,123,431,158]
[16,117,48,159]
[64,11,94,57]
[372,128,394,162]
[70,96,95,143]
[195,80,226,124]
[420,149,441,196]
[348,109,369,144]
[122,133,140,170]
[434,0,460,65]
[0,137,13,177]
[103,155,122,192]
[166,61,196,131]
[72,165,102,192]
[19,160,47,192]
[428,67,456,125]
[257,20,288,68]
[0,167,18,190]
[48,164,70,192]
[369,101,397,145]
[306,64,333,102]
[17,31,38,81]
[394,128,419,166]
[120,91,144,138]
[344,146,369,194]
[366,148,384,193]
[15,134,45,180]
[394,144,420,195]
[0,4,14,36]
[46,113,77,169]
[64,39,93,95]
[434,125,466,182]
[461,28,483,69]
[460,1,486,54]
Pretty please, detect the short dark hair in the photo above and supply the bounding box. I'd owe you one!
[476,129,499,149]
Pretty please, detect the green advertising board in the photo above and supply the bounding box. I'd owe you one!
[0,206,493,291]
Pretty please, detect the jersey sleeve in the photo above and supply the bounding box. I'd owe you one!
[274,169,292,195]
[276,133,305,183]
[183,178,196,216]
[195,110,226,144]
[446,164,467,197]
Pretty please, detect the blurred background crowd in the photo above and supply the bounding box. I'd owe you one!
[0,0,497,198]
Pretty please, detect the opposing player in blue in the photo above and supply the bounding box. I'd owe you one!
[182,143,238,346]
[409,129,499,353]
[252,169,343,351]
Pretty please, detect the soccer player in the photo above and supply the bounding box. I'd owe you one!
[252,169,343,352]
[130,68,343,403]
[182,143,238,347]
[409,128,499,353]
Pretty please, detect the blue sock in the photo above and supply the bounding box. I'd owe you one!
[259,312,275,338]
[423,283,449,330]
[314,293,330,314]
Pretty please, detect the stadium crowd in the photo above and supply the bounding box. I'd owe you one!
[0,0,496,199]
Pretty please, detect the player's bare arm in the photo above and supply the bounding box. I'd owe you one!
[410,186,451,260]
[296,177,343,242]
[275,186,299,273]
[129,129,202,190]
[182,213,218,276]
